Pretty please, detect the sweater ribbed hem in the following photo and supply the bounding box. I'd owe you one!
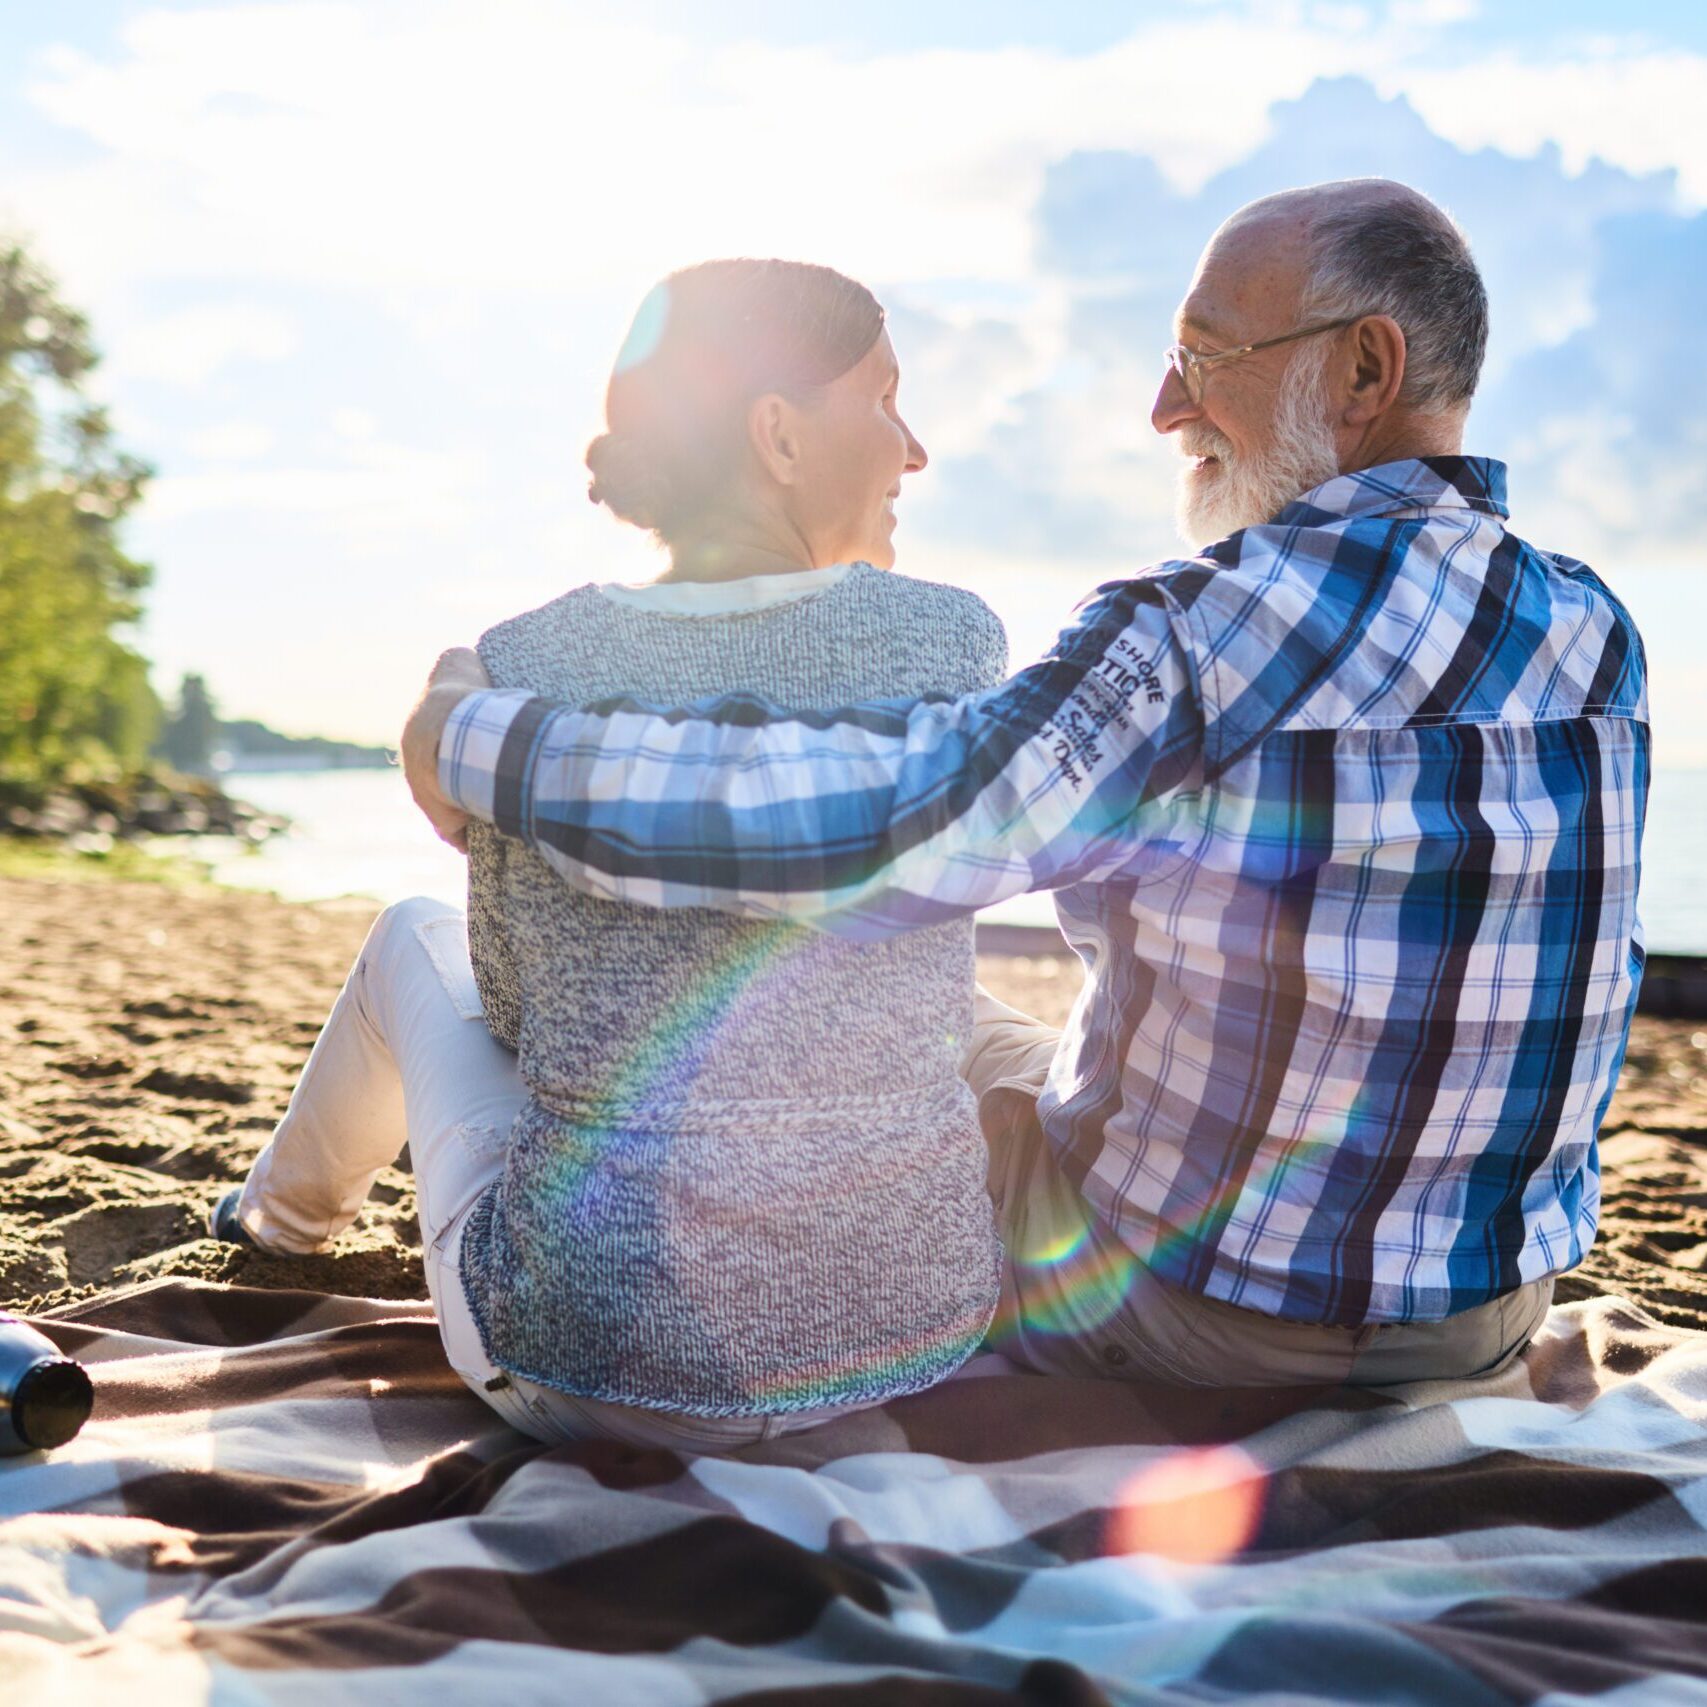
[457,1181,1002,1417]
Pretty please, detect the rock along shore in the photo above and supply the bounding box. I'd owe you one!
[0,772,289,853]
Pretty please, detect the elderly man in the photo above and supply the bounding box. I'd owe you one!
[404,179,1647,1390]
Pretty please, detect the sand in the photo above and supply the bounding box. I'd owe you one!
[2,873,1702,1329]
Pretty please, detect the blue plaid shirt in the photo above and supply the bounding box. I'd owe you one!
[442,458,1649,1325]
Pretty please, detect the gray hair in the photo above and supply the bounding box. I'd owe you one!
[1299,189,1488,413]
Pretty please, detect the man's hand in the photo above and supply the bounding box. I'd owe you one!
[401,647,491,852]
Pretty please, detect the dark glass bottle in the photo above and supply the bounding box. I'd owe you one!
[0,1313,94,1454]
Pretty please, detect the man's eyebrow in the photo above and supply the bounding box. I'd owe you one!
[1176,312,1231,345]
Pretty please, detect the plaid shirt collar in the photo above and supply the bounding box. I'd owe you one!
[1270,454,1511,533]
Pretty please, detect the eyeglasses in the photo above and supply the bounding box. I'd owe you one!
[1161,317,1365,405]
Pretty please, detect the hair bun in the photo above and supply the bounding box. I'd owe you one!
[585,431,667,532]
[591,259,885,545]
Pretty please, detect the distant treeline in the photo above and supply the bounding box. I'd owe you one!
[217,720,391,769]
[158,673,390,772]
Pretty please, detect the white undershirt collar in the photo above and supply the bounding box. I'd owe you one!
[596,562,859,617]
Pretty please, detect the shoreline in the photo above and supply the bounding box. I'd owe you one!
[2,872,1704,1331]
[0,771,289,850]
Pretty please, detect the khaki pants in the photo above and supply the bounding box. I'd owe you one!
[960,988,1553,1389]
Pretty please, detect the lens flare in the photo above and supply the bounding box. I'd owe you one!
[1106,1445,1266,1566]
[985,1035,1372,1352]
[745,1297,994,1409]
[528,918,994,1407]
[613,281,671,373]
[1020,1221,1094,1268]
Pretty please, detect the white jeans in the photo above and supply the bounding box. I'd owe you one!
[236,897,864,1451]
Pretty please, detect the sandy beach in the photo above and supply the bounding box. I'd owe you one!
[2,872,1700,1329]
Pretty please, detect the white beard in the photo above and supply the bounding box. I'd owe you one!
[1174,341,1342,550]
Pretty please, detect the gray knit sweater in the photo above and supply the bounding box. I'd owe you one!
[459,563,1008,1415]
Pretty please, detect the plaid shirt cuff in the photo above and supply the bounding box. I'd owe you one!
[438,688,537,827]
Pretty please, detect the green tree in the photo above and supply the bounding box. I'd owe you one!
[0,240,159,795]
[160,672,218,774]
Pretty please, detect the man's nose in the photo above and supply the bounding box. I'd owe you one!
[1151,364,1198,436]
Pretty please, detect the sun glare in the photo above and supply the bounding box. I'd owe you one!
[1106,1445,1267,1566]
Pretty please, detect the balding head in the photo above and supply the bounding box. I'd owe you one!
[1155,178,1488,547]
[1212,179,1488,412]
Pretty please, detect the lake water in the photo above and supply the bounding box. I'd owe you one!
[192,763,1707,955]
[186,766,1065,933]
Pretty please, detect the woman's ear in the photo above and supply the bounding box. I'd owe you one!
[748,392,803,487]
[1342,314,1407,426]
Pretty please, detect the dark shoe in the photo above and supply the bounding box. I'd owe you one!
[208,1187,258,1248]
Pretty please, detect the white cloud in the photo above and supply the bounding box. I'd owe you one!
[912,73,1707,574]
[147,441,476,547]
[184,419,275,460]
[112,302,297,387]
[885,298,1059,460]
[1388,0,1478,24]
[331,408,377,441]
[1397,50,1707,205]
[6,3,1704,739]
[9,1,1389,301]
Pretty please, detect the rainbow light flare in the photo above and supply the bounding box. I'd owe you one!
[568,918,799,1122]
[988,1213,1140,1348]
[538,918,993,1407]
[989,1070,1367,1347]
[744,1294,996,1410]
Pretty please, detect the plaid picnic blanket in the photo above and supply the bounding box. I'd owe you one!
[4,1278,1706,1703]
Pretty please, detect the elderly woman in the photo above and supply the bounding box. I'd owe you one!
[212,260,1008,1452]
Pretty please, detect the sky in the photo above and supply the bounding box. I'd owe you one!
[2,0,1705,753]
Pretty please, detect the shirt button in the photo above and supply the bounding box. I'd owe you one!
[1102,1344,1129,1368]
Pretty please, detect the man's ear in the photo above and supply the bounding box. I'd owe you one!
[748,392,802,487]
[1342,314,1407,425]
